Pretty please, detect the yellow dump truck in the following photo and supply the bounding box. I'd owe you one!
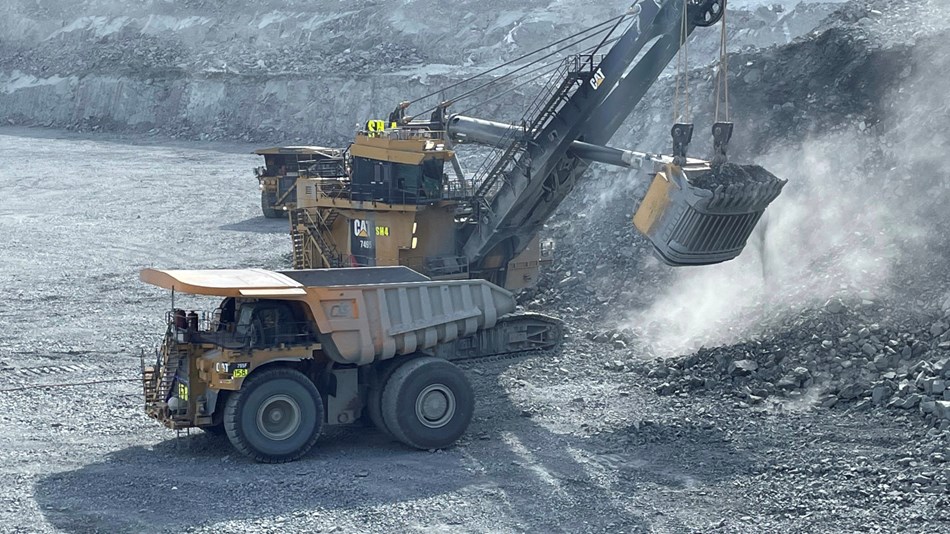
[140,266,557,462]
[254,146,344,218]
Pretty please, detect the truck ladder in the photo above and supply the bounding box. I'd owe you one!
[143,332,189,424]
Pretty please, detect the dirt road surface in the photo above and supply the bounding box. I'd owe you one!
[1,129,946,533]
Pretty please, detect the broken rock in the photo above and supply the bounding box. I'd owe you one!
[824,298,846,314]
[933,379,946,395]
[729,360,758,377]
[837,383,866,401]
[891,394,922,410]
[872,385,891,405]
[934,400,950,421]
[776,376,800,390]
[931,321,948,338]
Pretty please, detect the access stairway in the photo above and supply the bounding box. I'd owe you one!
[291,208,343,269]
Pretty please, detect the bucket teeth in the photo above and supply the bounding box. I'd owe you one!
[701,168,787,214]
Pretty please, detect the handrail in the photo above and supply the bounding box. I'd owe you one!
[358,128,448,142]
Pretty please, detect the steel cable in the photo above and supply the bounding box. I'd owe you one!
[454,35,624,116]
[407,13,632,108]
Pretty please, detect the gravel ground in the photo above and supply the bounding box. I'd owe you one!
[1,128,948,533]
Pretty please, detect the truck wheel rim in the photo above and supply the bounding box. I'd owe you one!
[256,394,301,440]
[415,384,456,429]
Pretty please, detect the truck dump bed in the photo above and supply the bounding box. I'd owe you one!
[140,266,516,366]
[276,267,516,365]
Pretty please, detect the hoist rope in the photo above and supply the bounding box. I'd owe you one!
[414,19,631,118]
[714,2,730,122]
[673,0,691,124]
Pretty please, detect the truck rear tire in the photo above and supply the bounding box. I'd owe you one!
[365,361,399,437]
[261,191,282,218]
[224,367,323,463]
[365,356,420,437]
[381,357,473,450]
[201,423,226,436]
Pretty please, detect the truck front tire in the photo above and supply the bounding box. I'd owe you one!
[224,367,323,463]
[261,191,282,218]
[381,357,474,450]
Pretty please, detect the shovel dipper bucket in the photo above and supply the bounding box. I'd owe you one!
[633,160,787,266]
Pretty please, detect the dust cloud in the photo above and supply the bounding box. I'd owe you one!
[629,133,909,356]
[625,33,950,357]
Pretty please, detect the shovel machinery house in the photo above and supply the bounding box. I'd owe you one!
[140,0,787,463]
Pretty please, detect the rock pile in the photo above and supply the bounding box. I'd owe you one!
[615,301,950,428]
[688,162,779,189]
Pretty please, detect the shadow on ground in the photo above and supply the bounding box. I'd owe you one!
[219,216,288,234]
[34,367,753,533]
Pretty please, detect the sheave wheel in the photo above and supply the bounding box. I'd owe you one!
[261,191,282,218]
[381,357,474,450]
[224,367,323,463]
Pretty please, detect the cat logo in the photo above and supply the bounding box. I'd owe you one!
[589,68,606,90]
[353,219,370,238]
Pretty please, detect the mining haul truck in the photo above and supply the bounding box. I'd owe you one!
[254,146,344,218]
[141,0,787,462]
[140,267,550,462]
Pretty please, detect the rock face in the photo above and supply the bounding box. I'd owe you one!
[0,0,841,143]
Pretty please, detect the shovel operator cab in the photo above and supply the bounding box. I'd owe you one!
[140,266,524,463]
